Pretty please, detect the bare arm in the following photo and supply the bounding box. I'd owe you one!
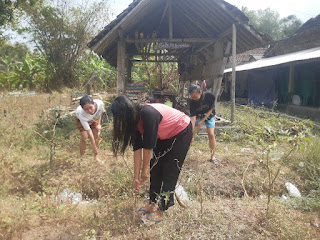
[141,148,153,181]
[133,149,142,180]
[190,116,197,137]
[97,113,102,125]
[133,148,152,195]
[133,149,142,195]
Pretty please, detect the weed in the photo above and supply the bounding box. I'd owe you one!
[1,94,320,239]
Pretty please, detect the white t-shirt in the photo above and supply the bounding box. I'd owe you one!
[76,99,105,131]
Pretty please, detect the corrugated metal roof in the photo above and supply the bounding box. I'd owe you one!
[88,0,269,67]
[224,47,320,73]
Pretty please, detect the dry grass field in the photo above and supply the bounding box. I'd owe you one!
[0,93,319,240]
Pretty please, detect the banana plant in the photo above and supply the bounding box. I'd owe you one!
[0,55,21,90]
[77,53,116,89]
[13,54,48,89]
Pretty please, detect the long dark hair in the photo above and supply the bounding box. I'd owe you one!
[111,96,140,156]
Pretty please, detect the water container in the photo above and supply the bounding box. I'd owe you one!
[292,95,301,106]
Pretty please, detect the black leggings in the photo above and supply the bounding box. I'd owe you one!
[149,122,193,211]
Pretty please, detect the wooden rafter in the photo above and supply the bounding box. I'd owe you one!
[168,0,173,40]
[172,0,212,37]
[126,38,219,43]
[159,0,169,26]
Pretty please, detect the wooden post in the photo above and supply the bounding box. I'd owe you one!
[168,0,173,40]
[214,42,231,106]
[117,39,126,96]
[125,55,132,87]
[204,40,231,106]
[288,63,294,93]
[231,24,236,123]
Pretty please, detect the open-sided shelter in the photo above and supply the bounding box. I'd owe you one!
[88,0,268,98]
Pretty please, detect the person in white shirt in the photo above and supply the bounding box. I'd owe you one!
[76,95,105,160]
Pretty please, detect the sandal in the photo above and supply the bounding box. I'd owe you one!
[139,213,163,226]
[146,213,163,224]
[136,206,150,216]
[210,158,220,164]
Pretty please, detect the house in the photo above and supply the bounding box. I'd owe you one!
[225,48,266,68]
[224,14,320,119]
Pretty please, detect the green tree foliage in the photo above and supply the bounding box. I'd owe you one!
[0,42,30,61]
[23,0,109,91]
[0,0,40,26]
[242,7,302,41]
[0,0,40,42]
[280,15,303,38]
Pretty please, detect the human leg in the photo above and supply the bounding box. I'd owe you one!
[205,116,216,161]
[79,131,88,156]
[91,127,100,148]
[159,123,192,211]
[207,127,216,160]
[149,155,163,205]
[140,124,192,224]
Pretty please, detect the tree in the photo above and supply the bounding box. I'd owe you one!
[280,15,302,38]
[0,42,30,61]
[242,7,302,41]
[0,0,42,26]
[23,0,109,91]
[0,0,40,42]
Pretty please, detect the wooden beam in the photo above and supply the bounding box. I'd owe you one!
[194,27,232,54]
[195,41,215,54]
[231,24,236,123]
[168,0,173,40]
[117,39,126,96]
[130,52,190,56]
[131,59,178,63]
[125,55,132,84]
[91,0,157,54]
[216,41,231,102]
[125,38,218,43]
[172,0,212,37]
[288,63,295,93]
[159,0,169,26]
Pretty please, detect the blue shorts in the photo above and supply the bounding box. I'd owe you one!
[195,116,215,128]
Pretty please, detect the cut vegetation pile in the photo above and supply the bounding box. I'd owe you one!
[0,93,319,239]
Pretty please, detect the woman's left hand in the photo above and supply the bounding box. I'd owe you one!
[141,168,149,182]
[133,178,141,195]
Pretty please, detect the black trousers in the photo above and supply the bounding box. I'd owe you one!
[149,122,193,211]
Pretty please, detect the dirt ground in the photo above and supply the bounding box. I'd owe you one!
[0,93,319,240]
